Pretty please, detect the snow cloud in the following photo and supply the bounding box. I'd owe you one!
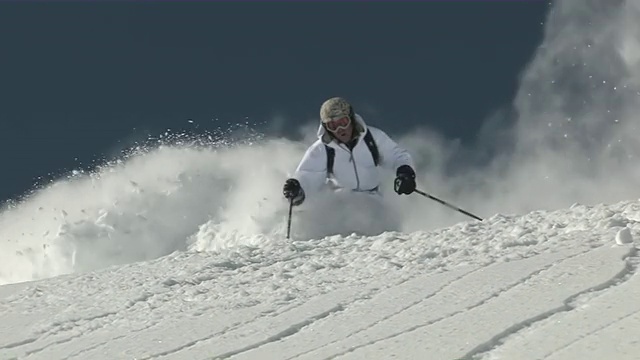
[387,0,640,230]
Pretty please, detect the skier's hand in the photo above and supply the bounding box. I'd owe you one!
[394,165,416,195]
[283,178,305,205]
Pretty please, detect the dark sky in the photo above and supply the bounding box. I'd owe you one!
[0,1,549,204]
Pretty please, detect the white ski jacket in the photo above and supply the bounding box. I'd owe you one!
[293,114,414,198]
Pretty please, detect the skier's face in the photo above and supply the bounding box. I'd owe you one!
[326,116,353,143]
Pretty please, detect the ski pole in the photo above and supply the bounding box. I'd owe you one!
[414,189,483,221]
[286,197,293,239]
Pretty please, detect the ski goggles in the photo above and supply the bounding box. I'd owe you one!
[324,116,351,132]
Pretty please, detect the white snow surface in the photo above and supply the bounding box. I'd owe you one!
[5,0,640,358]
[2,197,640,360]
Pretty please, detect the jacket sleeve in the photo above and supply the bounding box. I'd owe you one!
[293,141,328,195]
[369,127,415,172]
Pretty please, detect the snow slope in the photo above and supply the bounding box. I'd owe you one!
[1,200,640,360]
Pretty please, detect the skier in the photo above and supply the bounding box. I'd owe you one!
[282,97,417,207]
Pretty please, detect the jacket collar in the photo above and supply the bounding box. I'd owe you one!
[317,113,368,145]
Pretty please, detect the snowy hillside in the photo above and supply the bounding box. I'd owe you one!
[1,199,640,360]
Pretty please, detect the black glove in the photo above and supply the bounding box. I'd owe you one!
[394,165,416,195]
[283,178,305,205]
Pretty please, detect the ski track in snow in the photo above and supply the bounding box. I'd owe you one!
[478,246,640,360]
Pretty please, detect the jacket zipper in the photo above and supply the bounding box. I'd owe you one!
[339,144,361,190]
[350,150,361,190]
